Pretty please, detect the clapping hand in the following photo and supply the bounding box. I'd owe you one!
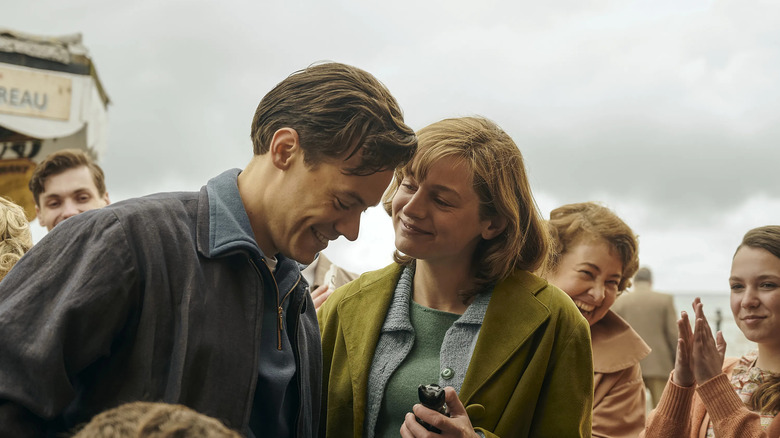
[672,298,727,387]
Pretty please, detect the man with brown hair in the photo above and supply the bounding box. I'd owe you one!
[28,148,110,231]
[0,62,416,437]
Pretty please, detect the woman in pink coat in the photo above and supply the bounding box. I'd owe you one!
[642,225,780,438]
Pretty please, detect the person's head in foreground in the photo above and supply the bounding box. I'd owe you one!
[0,196,32,282]
[383,116,550,297]
[241,61,417,264]
[72,402,241,438]
[543,201,639,326]
[28,148,110,231]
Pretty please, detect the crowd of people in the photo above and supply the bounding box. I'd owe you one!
[0,62,777,438]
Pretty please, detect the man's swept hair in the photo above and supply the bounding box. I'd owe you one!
[250,62,417,176]
[28,149,107,206]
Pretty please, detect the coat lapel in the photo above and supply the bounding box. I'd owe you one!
[336,265,402,431]
[459,270,551,403]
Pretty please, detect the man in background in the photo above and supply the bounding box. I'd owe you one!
[28,148,110,231]
[612,266,678,408]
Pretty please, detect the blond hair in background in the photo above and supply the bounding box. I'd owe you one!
[72,402,242,438]
[0,196,32,282]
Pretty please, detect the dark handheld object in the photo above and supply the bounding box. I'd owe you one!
[416,384,449,434]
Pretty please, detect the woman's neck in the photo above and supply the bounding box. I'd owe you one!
[412,260,476,315]
[756,342,780,372]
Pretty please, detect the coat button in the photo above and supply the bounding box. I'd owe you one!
[441,367,454,380]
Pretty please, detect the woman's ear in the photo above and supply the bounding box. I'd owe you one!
[481,216,507,240]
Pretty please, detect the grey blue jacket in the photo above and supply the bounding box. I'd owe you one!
[0,169,321,437]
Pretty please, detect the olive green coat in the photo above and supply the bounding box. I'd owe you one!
[318,264,594,438]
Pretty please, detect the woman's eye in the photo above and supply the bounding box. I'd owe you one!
[578,270,594,279]
[335,199,348,210]
[730,283,744,291]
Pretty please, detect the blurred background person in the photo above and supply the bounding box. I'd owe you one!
[612,266,678,409]
[303,252,358,310]
[319,117,593,437]
[0,196,32,282]
[28,148,110,232]
[642,225,780,437]
[542,202,649,438]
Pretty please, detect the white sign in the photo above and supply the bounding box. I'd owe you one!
[0,65,72,121]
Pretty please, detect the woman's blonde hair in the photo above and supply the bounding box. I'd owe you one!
[382,116,550,296]
[72,402,241,438]
[545,202,639,292]
[0,196,32,282]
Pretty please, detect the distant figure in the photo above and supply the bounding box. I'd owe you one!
[28,148,110,231]
[714,308,723,332]
[613,267,678,408]
[72,402,241,437]
[0,196,32,282]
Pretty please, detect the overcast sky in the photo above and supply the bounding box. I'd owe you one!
[6,0,779,294]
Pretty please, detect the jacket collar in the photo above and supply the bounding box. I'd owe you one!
[590,310,651,373]
[458,270,551,404]
[336,266,553,408]
[197,168,264,260]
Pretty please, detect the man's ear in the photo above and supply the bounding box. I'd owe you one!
[269,128,301,170]
[103,192,111,205]
[481,216,508,241]
[35,205,43,227]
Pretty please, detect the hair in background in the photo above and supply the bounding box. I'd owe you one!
[739,225,780,414]
[71,402,242,438]
[545,202,640,293]
[0,196,32,282]
[382,116,551,298]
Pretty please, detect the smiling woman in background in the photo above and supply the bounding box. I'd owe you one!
[318,117,593,438]
[543,202,650,438]
[642,225,780,438]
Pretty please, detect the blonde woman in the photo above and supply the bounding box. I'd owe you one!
[0,196,32,282]
[319,117,593,438]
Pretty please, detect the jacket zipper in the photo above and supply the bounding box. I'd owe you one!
[256,259,300,350]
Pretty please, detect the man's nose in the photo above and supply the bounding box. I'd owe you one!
[336,211,361,242]
[61,200,81,219]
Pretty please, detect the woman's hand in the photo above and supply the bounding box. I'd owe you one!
[672,309,695,387]
[691,297,726,384]
[311,284,333,312]
[400,387,480,438]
